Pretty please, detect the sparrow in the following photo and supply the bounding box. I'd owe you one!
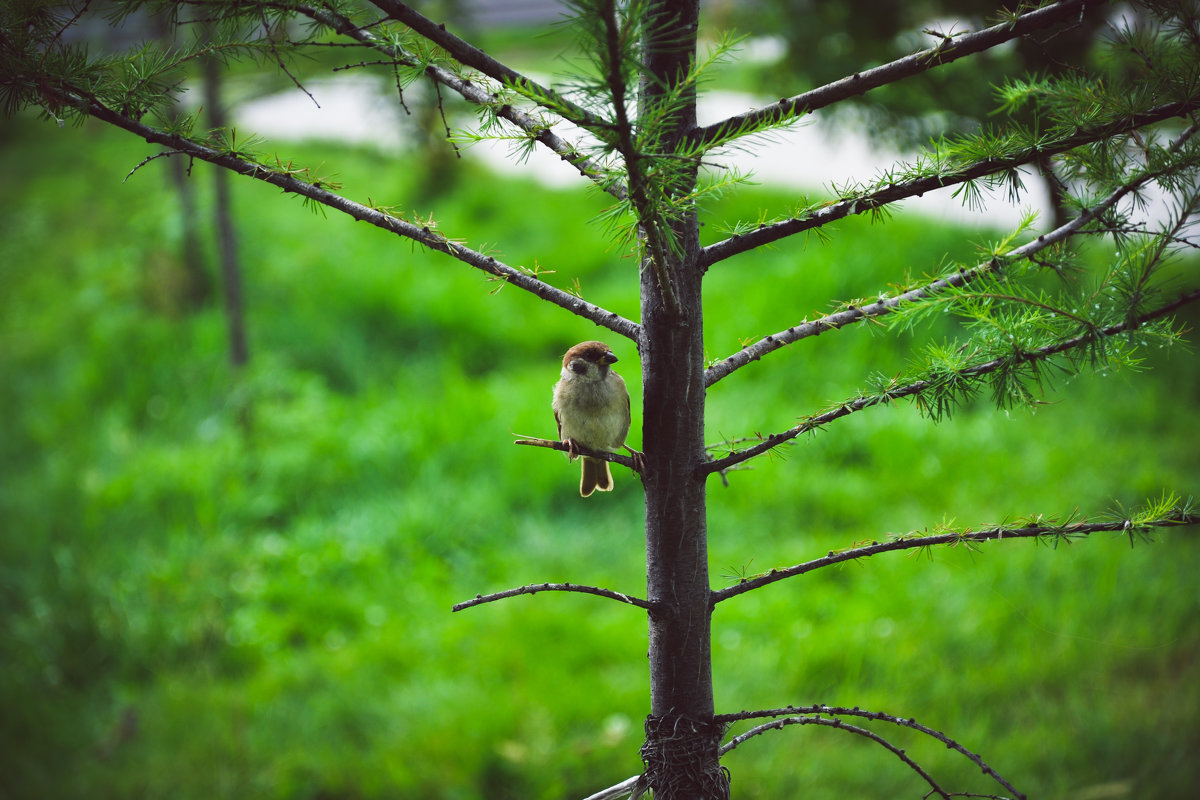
[552,341,632,497]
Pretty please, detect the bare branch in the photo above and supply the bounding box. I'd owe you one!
[53,87,639,341]
[719,715,954,800]
[290,3,623,198]
[453,581,652,612]
[703,153,1190,386]
[687,0,1104,152]
[699,98,1200,268]
[710,511,1200,605]
[514,436,641,473]
[700,288,1200,475]
[716,705,1023,799]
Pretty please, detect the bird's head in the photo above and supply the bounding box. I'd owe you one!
[562,341,618,381]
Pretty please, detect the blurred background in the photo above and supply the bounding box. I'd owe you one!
[2,2,1198,798]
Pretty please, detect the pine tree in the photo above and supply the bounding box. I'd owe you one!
[5,1,1199,797]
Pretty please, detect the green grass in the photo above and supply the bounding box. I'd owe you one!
[1,110,1198,800]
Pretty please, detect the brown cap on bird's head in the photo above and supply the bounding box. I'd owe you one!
[562,341,617,368]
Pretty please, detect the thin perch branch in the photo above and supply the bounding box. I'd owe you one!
[700,288,1200,474]
[453,581,652,612]
[710,511,1200,605]
[514,437,641,473]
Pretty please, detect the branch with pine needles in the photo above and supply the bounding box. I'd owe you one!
[710,501,1199,604]
[702,147,1194,387]
[453,581,651,612]
[47,86,640,341]
[717,704,1022,799]
[687,0,1103,153]
[699,98,1200,268]
[288,3,622,198]
[701,286,1200,475]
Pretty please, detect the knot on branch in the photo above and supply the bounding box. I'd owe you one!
[639,714,730,799]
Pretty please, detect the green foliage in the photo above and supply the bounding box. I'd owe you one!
[4,115,1197,799]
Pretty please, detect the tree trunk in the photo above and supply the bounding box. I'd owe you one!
[203,54,249,369]
[637,2,727,798]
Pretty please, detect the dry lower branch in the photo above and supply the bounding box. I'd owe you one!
[52,88,639,341]
[716,705,1022,799]
[687,0,1104,152]
[452,581,652,612]
[709,511,1200,605]
[699,98,1200,268]
[700,287,1200,474]
[702,154,1189,387]
[719,715,955,800]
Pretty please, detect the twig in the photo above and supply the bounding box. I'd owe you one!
[709,511,1200,604]
[700,287,1200,475]
[514,437,640,472]
[716,704,1023,799]
[453,581,652,612]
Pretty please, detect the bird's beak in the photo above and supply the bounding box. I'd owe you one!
[602,352,618,365]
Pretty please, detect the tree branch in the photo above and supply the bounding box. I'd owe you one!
[687,0,1104,152]
[718,715,955,800]
[366,0,606,131]
[513,437,641,473]
[699,98,1200,269]
[51,87,640,341]
[453,581,652,612]
[702,153,1189,387]
[700,287,1200,475]
[284,3,624,199]
[716,704,1022,799]
[710,510,1200,605]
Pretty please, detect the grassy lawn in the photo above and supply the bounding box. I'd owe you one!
[1,104,1197,800]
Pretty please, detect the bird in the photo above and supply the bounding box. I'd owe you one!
[552,341,632,497]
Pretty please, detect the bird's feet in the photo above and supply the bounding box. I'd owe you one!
[625,446,646,474]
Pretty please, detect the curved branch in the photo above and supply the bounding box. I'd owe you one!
[717,705,1023,799]
[452,581,652,612]
[699,98,1200,269]
[514,437,641,473]
[700,288,1200,474]
[702,143,1195,387]
[718,715,953,800]
[54,87,639,341]
[290,3,622,198]
[710,511,1200,605]
[687,0,1105,152]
